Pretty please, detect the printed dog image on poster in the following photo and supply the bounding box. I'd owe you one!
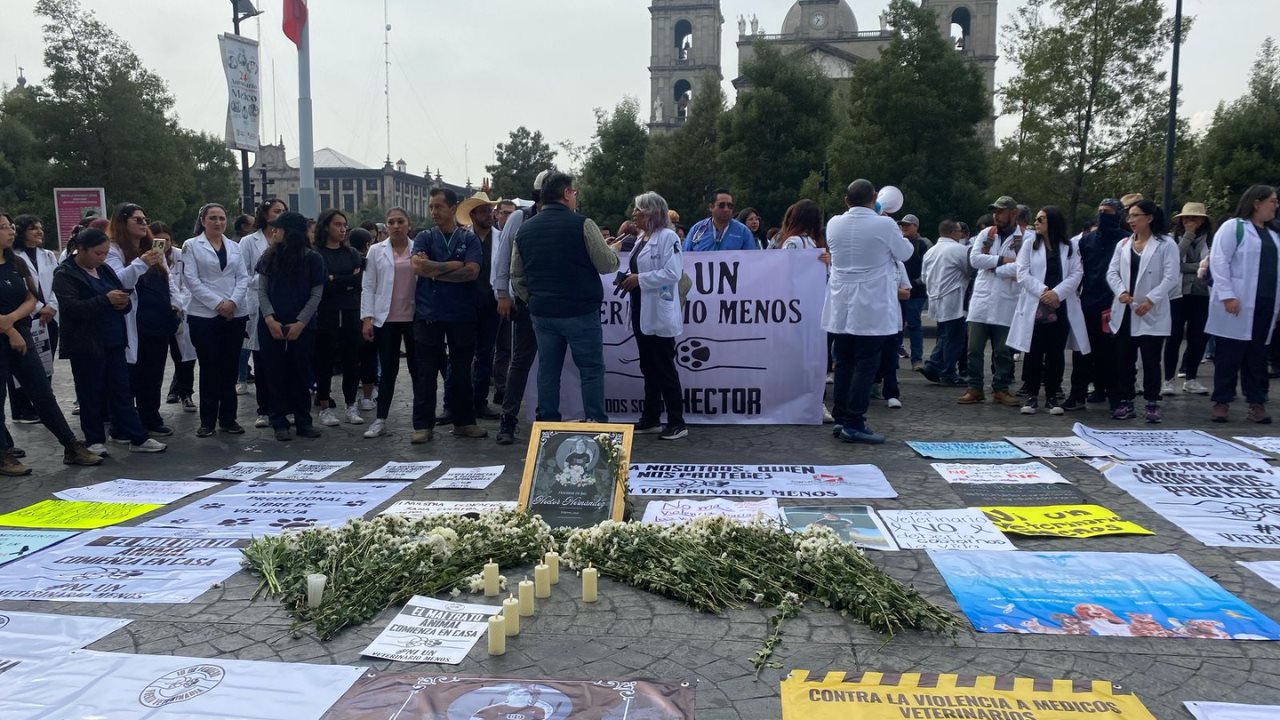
[519,422,633,528]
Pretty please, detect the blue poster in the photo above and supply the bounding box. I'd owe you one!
[930,550,1280,640]
[906,441,1030,460]
[0,529,77,565]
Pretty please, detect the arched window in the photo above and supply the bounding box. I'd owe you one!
[949,7,971,51]
[674,19,693,62]
[673,79,692,121]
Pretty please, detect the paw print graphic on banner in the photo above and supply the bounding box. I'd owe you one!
[343,500,367,507]
[675,336,767,372]
[200,503,225,510]
[270,517,316,529]
[217,518,253,527]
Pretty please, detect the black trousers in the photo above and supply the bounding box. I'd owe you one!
[493,316,512,398]
[375,321,417,419]
[1115,311,1165,405]
[499,300,538,425]
[831,333,890,430]
[71,346,148,445]
[251,350,273,416]
[1213,298,1276,405]
[359,336,378,386]
[1168,295,1210,380]
[260,326,316,430]
[8,319,57,420]
[167,333,195,398]
[1069,305,1115,400]
[0,325,75,451]
[129,333,171,430]
[635,328,684,426]
[414,320,476,429]
[472,302,501,410]
[313,307,361,407]
[188,315,248,428]
[1024,316,1069,398]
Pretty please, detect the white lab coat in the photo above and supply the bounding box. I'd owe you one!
[922,238,970,322]
[1206,219,1280,343]
[1106,235,1180,337]
[967,226,1032,327]
[1007,238,1090,354]
[170,246,197,362]
[15,247,59,323]
[360,239,412,327]
[821,206,914,337]
[631,228,684,338]
[105,244,189,364]
[180,233,249,319]
[239,230,270,351]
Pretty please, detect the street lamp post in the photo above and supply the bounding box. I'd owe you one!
[232,0,264,216]
[1162,0,1183,218]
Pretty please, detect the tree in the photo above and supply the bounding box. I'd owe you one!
[0,89,54,222]
[1195,38,1280,215]
[643,74,725,222]
[171,130,241,235]
[486,127,557,201]
[576,98,648,232]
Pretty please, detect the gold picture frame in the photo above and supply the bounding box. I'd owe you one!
[517,422,634,528]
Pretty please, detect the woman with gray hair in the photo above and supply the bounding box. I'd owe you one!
[613,191,687,440]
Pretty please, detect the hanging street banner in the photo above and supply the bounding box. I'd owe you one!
[0,499,162,529]
[932,461,1069,485]
[1005,435,1112,458]
[269,460,353,480]
[217,33,261,152]
[360,461,442,481]
[781,506,897,551]
[642,498,782,527]
[781,671,1157,720]
[1100,458,1280,547]
[142,481,407,535]
[426,465,505,490]
[0,529,77,565]
[628,463,896,499]
[52,188,106,251]
[1241,560,1280,591]
[0,650,364,720]
[379,500,517,519]
[360,596,500,664]
[929,550,1280,639]
[880,508,1015,551]
[906,441,1030,460]
[1072,424,1264,460]
[952,482,1090,507]
[1187,702,1280,720]
[322,672,695,719]
[54,479,219,505]
[979,504,1153,538]
[200,461,288,481]
[0,611,130,661]
[0,528,250,603]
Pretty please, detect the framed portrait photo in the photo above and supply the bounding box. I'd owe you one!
[518,422,634,528]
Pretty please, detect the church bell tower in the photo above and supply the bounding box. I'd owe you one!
[648,0,723,134]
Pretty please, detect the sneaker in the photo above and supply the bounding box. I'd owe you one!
[1211,402,1230,423]
[886,398,902,409]
[475,404,501,420]
[344,405,364,425]
[839,426,886,445]
[166,393,179,404]
[195,426,214,438]
[1249,403,1272,424]
[911,362,924,372]
[358,397,376,412]
[63,441,104,466]
[1061,396,1085,412]
[1177,371,1186,378]
[0,450,30,476]
[220,423,245,434]
[634,420,663,434]
[660,424,689,440]
[898,347,908,359]
[822,406,834,424]
[71,402,80,416]
[130,438,167,453]
[296,426,322,439]
[1047,394,1066,416]
[235,382,248,396]
[1111,403,1136,420]
[1161,379,1176,396]
[825,372,834,385]
[411,428,434,444]
[1183,379,1209,395]
[496,420,516,445]
[86,443,109,456]
[147,425,174,437]
[1086,391,1107,404]
[957,389,985,405]
[1015,383,1029,398]
[1021,397,1038,415]
[942,376,968,387]
[452,424,488,439]
[920,366,941,383]
[319,408,340,427]
[254,415,269,428]
[275,428,292,442]
[870,383,883,400]
[12,415,38,424]
[363,419,386,438]
[182,397,197,413]
[1145,402,1162,423]
[992,391,1021,407]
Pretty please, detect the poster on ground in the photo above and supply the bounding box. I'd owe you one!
[1100,458,1280,547]
[879,509,1015,551]
[1186,702,1280,720]
[322,672,695,719]
[1005,435,1112,458]
[1240,561,1280,591]
[0,611,130,660]
[0,527,250,603]
[426,465,504,490]
[0,499,162,529]
[360,596,500,664]
[628,463,896,499]
[1072,424,1264,460]
[781,671,1156,720]
[1233,437,1280,456]
[979,504,1153,538]
[906,441,1030,460]
[379,500,517,519]
[199,461,288,481]
[952,483,1090,507]
[142,481,408,535]
[269,461,353,480]
[931,461,1069,485]
[54,479,219,505]
[0,650,364,720]
[930,550,1280,639]
[0,529,77,565]
[781,506,897,551]
[642,498,782,527]
[360,461,441,481]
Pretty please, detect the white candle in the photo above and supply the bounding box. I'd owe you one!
[502,595,520,636]
[483,559,500,597]
[487,615,506,655]
[544,551,560,584]
[582,564,598,603]
[534,564,551,598]
[305,573,327,608]
[518,577,535,616]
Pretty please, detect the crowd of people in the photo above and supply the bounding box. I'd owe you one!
[0,174,1274,471]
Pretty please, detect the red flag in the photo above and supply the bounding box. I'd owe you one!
[283,0,307,48]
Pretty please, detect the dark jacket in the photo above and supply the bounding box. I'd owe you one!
[52,260,131,360]
[1078,211,1128,311]
[316,244,365,315]
[515,203,600,318]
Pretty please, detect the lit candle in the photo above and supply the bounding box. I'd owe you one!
[518,577,535,616]
[306,573,327,608]
[582,564,598,603]
[502,595,520,636]
[487,615,506,655]
[534,563,551,598]
[483,559,500,597]
[544,551,560,584]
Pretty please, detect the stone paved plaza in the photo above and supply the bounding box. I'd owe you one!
[1,355,1277,719]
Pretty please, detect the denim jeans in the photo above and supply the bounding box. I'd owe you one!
[900,297,926,363]
[924,317,966,382]
[531,312,607,423]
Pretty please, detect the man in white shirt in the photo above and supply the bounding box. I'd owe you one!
[921,219,971,385]
[821,179,915,444]
[961,196,1032,407]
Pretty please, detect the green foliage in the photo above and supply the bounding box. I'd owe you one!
[643,75,725,222]
[485,126,557,201]
[577,98,649,232]
[0,91,53,220]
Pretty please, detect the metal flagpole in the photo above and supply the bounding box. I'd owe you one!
[1162,0,1183,218]
[297,1,317,218]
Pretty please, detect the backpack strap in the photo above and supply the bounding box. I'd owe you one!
[1237,219,1246,247]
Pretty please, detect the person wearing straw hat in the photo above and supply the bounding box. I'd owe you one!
[455,191,503,420]
[1168,202,1214,395]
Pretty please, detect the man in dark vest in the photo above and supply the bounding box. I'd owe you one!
[511,172,619,422]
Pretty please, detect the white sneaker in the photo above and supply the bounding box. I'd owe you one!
[1160,379,1176,396]
[344,405,364,425]
[1183,379,1209,395]
[358,397,376,412]
[887,398,903,409]
[318,408,340,426]
[363,419,386,438]
[822,406,834,423]
[129,438,167,453]
[235,382,249,396]
[254,415,269,428]
[86,443,109,456]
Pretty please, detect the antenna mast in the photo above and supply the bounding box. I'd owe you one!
[383,0,392,166]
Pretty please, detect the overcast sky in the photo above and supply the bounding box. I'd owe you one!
[6,0,1274,186]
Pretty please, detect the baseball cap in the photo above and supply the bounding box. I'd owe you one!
[988,196,1017,211]
[897,214,920,226]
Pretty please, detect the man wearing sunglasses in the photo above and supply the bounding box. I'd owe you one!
[682,189,759,252]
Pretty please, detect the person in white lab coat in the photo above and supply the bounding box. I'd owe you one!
[8,214,59,425]
[821,179,914,445]
[920,219,971,386]
[239,199,287,429]
[1207,185,1280,423]
[961,196,1032,407]
[1007,207,1089,415]
[1106,200,1180,423]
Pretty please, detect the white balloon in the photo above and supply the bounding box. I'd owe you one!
[877,186,904,215]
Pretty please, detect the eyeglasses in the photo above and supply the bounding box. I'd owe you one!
[1034,216,1047,223]
[130,216,150,225]
[715,202,734,209]
[567,188,578,196]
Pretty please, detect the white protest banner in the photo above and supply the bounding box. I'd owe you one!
[0,611,130,661]
[379,500,517,519]
[880,509,1016,551]
[426,465,505,490]
[526,250,827,424]
[931,462,1069,485]
[1233,436,1280,456]
[1005,436,1111,458]
[1240,561,1280,591]
[1186,702,1280,720]
[360,461,441,481]
[0,528,249,603]
[269,460,353,480]
[361,596,500,664]
[1072,423,1264,460]
[628,463,896,499]
[1102,458,1280,547]
[55,479,219,505]
[906,441,1030,460]
[200,461,288,481]
[217,33,261,152]
[641,498,782,527]
[143,481,407,535]
[0,529,76,565]
[0,650,363,720]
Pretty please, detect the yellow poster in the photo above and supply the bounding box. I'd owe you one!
[979,504,1153,538]
[781,671,1156,720]
[0,499,162,529]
